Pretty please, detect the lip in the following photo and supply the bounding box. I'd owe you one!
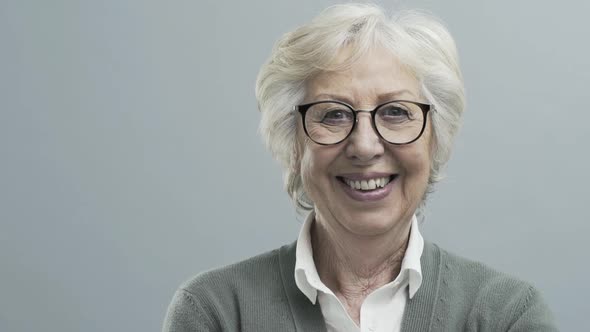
[336,174,397,202]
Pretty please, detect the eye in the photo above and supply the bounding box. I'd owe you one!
[377,103,415,124]
[321,108,354,125]
[380,105,410,118]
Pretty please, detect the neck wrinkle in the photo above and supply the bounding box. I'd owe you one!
[310,215,411,299]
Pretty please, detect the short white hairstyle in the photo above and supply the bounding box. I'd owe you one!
[255,3,465,216]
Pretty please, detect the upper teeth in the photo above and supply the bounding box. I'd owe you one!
[343,176,391,191]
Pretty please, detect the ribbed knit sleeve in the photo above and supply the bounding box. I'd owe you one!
[162,288,219,332]
[437,246,559,332]
[506,284,558,332]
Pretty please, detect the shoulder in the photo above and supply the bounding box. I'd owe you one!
[427,242,558,331]
[180,245,284,296]
[436,243,532,310]
[163,244,295,332]
[434,242,525,289]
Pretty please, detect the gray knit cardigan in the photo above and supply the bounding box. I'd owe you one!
[162,241,558,331]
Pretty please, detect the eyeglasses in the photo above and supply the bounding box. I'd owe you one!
[294,100,434,145]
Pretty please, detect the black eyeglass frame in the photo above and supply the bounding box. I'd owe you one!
[294,100,434,146]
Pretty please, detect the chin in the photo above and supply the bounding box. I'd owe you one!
[339,210,404,237]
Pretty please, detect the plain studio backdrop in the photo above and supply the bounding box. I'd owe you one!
[1,0,588,331]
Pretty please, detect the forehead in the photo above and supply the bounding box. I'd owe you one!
[306,47,420,105]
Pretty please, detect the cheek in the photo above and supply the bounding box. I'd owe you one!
[400,152,430,181]
[408,124,434,177]
[393,141,432,191]
[299,145,341,199]
[299,145,323,189]
[299,150,314,184]
[299,149,324,206]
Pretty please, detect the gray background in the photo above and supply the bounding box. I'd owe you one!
[1,0,588,331]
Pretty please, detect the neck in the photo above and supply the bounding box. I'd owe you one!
[310,213,412,323]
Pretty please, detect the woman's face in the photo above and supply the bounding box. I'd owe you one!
[297,47,433,237]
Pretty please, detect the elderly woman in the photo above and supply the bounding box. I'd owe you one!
[163,4,557,331]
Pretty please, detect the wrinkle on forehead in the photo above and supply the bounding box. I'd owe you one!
[305,47,420,108]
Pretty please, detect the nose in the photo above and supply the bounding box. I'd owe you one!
[345,112,385,163]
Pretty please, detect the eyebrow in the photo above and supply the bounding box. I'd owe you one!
[312,90,417,105]
[376,90,417,101]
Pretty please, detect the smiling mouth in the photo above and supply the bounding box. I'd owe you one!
[336,175,397,191]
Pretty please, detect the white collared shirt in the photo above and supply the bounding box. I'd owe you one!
[294,212,424,332]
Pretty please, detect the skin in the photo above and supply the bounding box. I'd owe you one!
[296,47,434,325]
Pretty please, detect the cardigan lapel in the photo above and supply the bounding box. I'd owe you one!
[279,241,327,332]
[401,241,442,332]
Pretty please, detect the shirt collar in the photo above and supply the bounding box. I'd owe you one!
[294,212,323,304]
[294,211,424,303]
[401,214,424,298]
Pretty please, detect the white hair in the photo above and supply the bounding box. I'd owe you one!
[255,3,465,216]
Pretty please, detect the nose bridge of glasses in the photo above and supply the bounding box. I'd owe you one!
[354,109,373,123]
[351,109,379,140]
